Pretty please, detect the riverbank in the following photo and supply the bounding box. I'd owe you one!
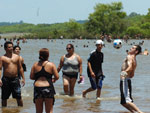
[0,33,30,39]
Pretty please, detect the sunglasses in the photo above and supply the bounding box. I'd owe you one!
[66,47,72,50]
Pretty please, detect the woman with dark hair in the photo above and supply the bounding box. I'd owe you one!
[57,44,83,96]
[30,48,59,113]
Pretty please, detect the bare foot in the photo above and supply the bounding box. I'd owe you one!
[82,90,86,98]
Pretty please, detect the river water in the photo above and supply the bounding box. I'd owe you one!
[0,39,150,113]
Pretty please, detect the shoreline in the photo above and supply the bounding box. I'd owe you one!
[0,33,150,40]
[0,33,29,39]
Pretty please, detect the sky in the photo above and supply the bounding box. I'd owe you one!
[0,0,150,24]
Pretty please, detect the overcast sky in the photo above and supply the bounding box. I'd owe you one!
[0,0,149,24]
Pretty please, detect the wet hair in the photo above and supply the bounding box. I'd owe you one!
[135,45,142,55]
[4,41,13,49]
[13,45,21,51]
[39,48,49,61]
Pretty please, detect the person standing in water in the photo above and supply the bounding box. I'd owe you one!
[82,40,105,99]
[30,48,59,113]
[57,44,83,96]
[13,45,26,79]
[120,45,143,113]
[0,41,25,107]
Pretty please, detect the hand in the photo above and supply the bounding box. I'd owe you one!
[91,72,95,78]
[52,78,56,83]
[101,75,105,80]
[21,79,25,87]
[78,76,83,83]
[120,71,128,77]
[79,75,83,81]
[0,79,3,87]
[120,71,128,80]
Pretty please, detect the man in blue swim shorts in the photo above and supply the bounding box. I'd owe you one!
[82,40,105,99]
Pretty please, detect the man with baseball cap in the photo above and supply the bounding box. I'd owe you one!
[82,40,105,99]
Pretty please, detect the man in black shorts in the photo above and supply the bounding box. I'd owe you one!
[120,45,143,113]
[0,41,25,107]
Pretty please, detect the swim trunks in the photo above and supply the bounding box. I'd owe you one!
[89,76,104,90]
[1,76,21,100]
[120,78,133,104]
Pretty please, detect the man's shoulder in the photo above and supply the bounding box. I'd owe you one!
[90,50,96,55]
[126,55,135,62]
[19,56,24,60]
[12,53,20,58]
[13,53,18,56]
[0,54,7,60]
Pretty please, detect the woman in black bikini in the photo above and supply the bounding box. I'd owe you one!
[30,48,59,113]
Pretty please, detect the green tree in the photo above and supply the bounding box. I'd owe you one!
[65,19,83,38]
[85,2,126,35]
[128,12,141,17]
[126,26,142,37]
[147,8,150,15]
[144,8,150,22]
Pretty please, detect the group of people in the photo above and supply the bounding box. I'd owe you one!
[0,40,144,113]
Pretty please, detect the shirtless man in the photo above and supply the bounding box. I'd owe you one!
[0,41,25,107]
[120,45,143,113]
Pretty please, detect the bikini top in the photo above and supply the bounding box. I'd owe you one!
[34,62,53,86]
[34,66,53,81]
[34,62,56,94]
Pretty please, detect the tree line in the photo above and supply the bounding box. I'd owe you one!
[0,2,150,39]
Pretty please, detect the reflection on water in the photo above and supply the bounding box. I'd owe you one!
[0,39,150,113]
[60,99,79,113]
[87,100,101,112]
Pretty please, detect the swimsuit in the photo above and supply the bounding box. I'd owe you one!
[33,63,55,104]
[1,76,21,100]
[34,86,55,105]
[63,73,78,79]
[88,73,104,89]
[120,78,133,104]
[62,55,79,79]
